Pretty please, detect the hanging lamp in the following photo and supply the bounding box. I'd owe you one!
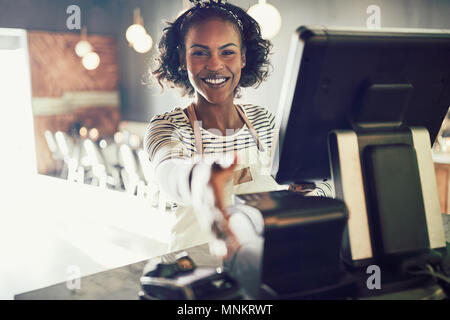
[247,0,282,39]
[126,8,153,53]
[74,26,92,57]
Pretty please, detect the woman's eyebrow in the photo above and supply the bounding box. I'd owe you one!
[190,44,209,49]
[189,43,238,50]
[219,43,238,49]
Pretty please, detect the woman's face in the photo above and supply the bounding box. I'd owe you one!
[182,18,246,105]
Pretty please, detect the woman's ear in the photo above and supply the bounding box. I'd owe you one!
[241,47,246,68]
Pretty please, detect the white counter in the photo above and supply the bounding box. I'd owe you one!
[0,174,175,299]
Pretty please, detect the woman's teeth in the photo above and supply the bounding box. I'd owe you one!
[204,78,227,85]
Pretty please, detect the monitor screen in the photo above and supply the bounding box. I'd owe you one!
[271,26,450,185]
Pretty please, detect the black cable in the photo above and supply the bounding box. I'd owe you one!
[406,264,450,284]
[404,262,450,298]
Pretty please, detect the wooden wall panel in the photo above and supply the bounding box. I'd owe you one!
[28,31,119,97]
[27,31,121,174]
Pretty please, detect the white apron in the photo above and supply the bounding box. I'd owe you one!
[169,104,286,252]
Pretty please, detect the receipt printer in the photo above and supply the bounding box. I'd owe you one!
[238,191,351,298]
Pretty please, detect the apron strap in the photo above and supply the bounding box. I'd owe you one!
[186,104,204,155]
[186,104,265,155]
[235,105,265,152]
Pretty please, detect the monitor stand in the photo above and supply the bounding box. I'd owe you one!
[328,127,447,280]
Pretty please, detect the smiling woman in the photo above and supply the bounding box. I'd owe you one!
[145,0,286,255]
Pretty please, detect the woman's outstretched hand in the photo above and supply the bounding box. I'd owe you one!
[208,154,240,259]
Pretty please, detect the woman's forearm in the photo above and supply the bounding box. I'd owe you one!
[155,158,197,205]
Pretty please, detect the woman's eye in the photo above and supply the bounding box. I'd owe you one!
[222,50,236,56]
[192,51,207,56]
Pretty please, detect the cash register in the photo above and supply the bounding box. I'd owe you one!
[140,26,450,300]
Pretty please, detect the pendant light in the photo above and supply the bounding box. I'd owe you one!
[74,26,92,57]
[74,26,101,70]
[133,33,153,53]
[126,8,153,53]
[247,0,282,39]
[82,52,100,70]
[126,8,147,44]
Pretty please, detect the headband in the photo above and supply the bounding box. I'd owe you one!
[180,0,244,33]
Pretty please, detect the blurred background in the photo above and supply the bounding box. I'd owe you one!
[0,0,450,299]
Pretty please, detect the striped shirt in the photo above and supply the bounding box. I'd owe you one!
[144,104,276,171]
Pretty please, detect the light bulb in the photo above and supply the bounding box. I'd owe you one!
[82,52,100,70]
[89,128,99,140]
[74,40,92,57]
[133,33,153,53]
[129,134,141,149]
[126,24,146,44]
[114,131,123,144]
[99,139,107,149]
[79,127,88,138]
[247,0,282,39]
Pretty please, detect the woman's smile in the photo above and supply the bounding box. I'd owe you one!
[202,76,230,86]
[201,75,231,88]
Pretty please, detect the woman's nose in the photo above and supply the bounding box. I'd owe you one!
[205,54,224,71]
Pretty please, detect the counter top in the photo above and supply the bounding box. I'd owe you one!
[14,216,450,300]
[1,173,174,299]
[14,244,219,300]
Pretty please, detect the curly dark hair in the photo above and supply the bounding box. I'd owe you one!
[151,2,272,96]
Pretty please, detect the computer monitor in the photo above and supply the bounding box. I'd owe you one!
[270,26,450,265]
[271,26,450,185]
